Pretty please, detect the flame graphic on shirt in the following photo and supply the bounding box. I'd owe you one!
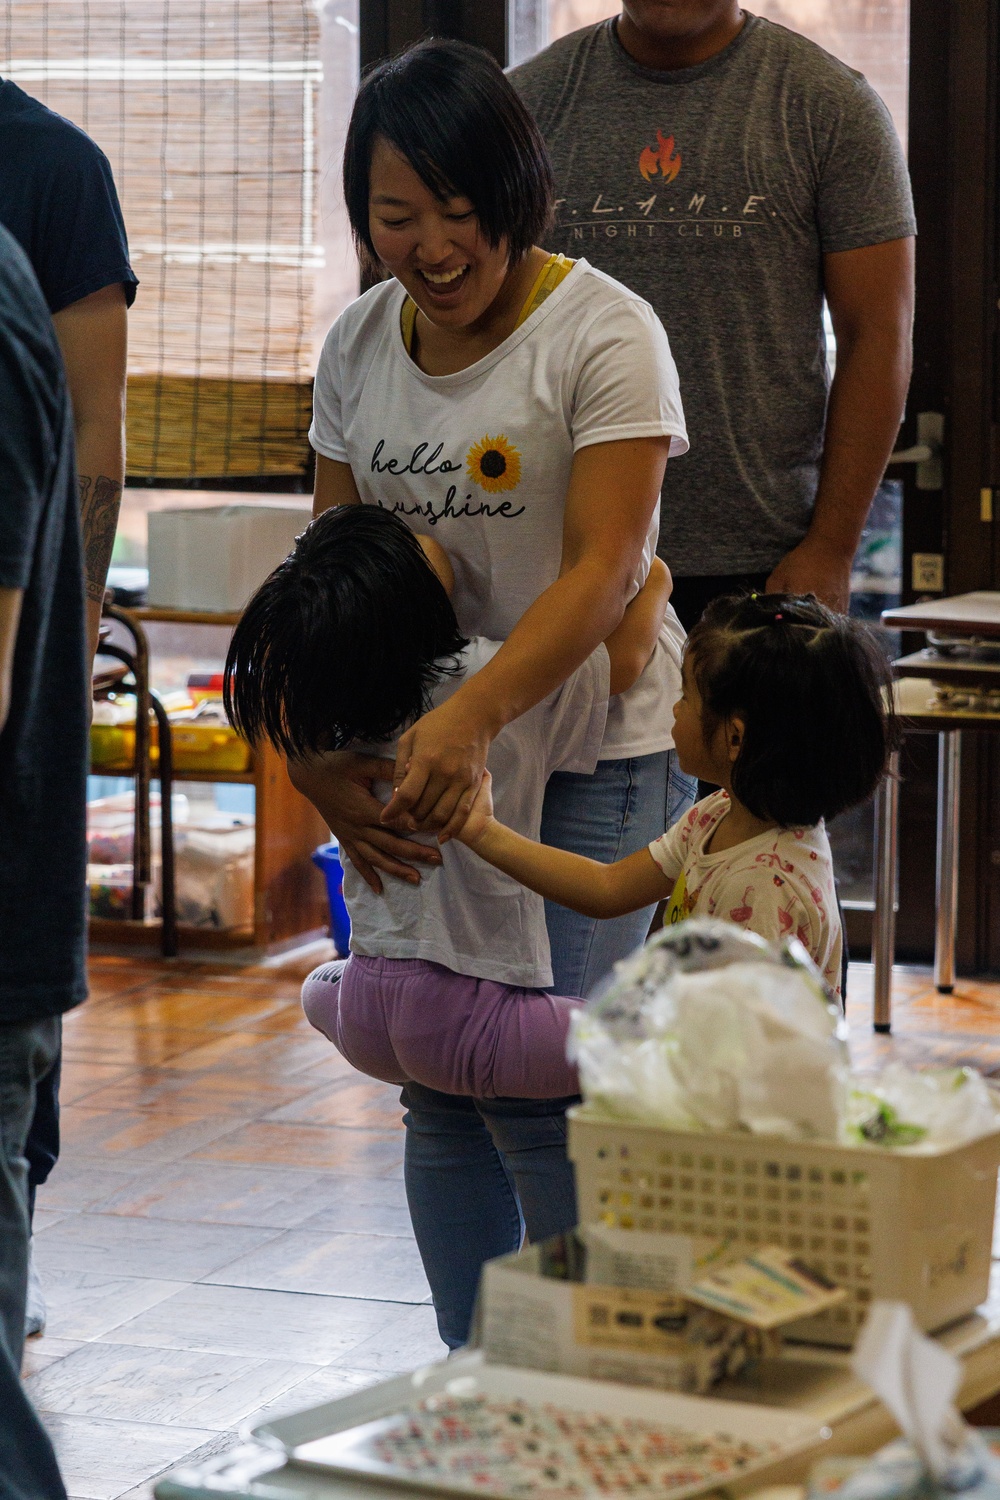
[638,129,682,183]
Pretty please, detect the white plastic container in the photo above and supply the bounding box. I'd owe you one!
[567,1106,1000,1347]
[147,502,311,612]
[173,816,255,930]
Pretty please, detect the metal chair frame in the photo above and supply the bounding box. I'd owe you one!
[97,604,178,957]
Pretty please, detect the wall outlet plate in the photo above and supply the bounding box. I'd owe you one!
[912,552,945,592]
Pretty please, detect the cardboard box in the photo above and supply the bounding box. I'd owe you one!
[476,1228,845,1396]
[147,503,311,613]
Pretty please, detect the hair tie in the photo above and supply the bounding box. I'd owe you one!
[773,612,784,623]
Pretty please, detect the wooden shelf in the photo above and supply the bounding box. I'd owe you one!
[172,767,256,783]
[128,606,243,626]
[89,917,255,949]
[91,764,256,784]
[893,649,1000,687]
[893,676,1000,730]
[90,612,329,955]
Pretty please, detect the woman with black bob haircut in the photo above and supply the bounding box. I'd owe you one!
[296,36,694,1352]
[343,38,552,281]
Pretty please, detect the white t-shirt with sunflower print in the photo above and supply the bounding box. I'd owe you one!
[309,258,688,759]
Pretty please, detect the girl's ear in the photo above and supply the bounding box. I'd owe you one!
[727,714,746,764]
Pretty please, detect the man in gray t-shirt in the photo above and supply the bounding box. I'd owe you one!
[510,3,916,627]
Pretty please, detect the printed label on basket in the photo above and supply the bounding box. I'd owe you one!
[686,1247,846,1330]
[925,1228,981,1290]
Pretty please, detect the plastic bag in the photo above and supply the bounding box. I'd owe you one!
[569,918,849,1140]
[846,1063,1000,1150]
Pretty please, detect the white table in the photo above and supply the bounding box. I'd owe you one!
[156,1269,1000,1500]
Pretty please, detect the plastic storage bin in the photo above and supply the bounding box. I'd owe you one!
[567,1106,1000,1348]
[91,717,251,775]
[312,842,351,957]
[168,719,252,773]
[148,502,311,612]
[86,793,254,931]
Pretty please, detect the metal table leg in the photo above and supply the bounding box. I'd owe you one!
[873,750,900,1033]
[934,729,962,994]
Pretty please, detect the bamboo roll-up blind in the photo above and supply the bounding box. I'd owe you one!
[2,1,320,479]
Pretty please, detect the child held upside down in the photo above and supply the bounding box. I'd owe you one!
[224,503,671,1103]
[455,589,896,1000]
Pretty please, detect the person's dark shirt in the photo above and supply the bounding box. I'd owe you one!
[0,79,137,315]
[0,227,88,1020]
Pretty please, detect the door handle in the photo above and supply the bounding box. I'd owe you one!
[888,443,934,464]
[886,411,944,491]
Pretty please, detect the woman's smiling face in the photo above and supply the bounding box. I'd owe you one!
[368,134,514,331]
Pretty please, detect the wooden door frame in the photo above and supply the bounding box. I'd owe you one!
[359,0,508,70]
[891,0,1000,970]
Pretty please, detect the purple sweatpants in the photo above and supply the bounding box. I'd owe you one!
[301,954,583,1100]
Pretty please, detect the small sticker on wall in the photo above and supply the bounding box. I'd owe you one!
[912,553,944,592]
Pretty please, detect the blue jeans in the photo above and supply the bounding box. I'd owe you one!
[541,749,697,996]
[0,1016,67,1500]
[402,750,696,1349]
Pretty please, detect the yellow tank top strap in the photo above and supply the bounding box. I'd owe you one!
[399,253,575,356]
[400,296,419,356]
[514,252,575,330]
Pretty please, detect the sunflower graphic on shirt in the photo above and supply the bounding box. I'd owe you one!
[466,434,521,493]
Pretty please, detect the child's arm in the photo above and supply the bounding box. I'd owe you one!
[424,525,667,699]
[457,772,671,919]
[603,557,671,696]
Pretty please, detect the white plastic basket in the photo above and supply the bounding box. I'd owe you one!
[568,1107,1000,1347]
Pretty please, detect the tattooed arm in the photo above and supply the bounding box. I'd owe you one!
[52,283,128,666]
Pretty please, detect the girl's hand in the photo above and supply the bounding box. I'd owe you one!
[288,751,443,894]
[381,695,494,843]
[453,771,496,850]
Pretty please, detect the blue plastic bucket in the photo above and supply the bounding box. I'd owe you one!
[311,841,351,957]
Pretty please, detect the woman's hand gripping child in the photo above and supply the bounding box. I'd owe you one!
[224,504,670,1102]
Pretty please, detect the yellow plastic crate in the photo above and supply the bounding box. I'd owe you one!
[567,1106,1000,1347]
[168,721,252,773]
[90,722,136,772]
[90,720,251,775]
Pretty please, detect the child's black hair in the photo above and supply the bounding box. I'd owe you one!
[223,506,469,758]
[685,592,895,827]
[343,38,554,277]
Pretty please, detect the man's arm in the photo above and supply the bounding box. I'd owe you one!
[52,283,128,665]
[767,237,914,612]
[0,587,24,735]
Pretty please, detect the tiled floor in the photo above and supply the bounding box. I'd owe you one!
[22,949,1000,1499]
